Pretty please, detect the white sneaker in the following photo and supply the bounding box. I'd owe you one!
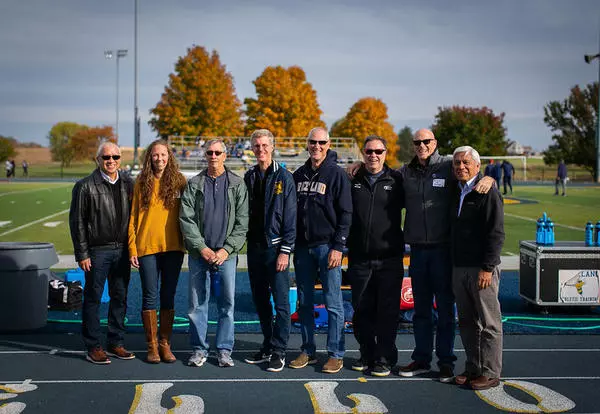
[188,351,207,367]
[218,351,235,367]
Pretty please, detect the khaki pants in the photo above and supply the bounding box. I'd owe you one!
[452,266,503,378]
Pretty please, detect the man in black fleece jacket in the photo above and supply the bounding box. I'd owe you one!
[450,145,504,391]
[347,136,404,377]
[290,127,352,374]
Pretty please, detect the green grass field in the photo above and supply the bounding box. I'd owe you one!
[1,182,599,256]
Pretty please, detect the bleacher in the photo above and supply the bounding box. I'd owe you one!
[168,136,361,173]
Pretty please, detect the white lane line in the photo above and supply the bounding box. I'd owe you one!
[2,348,599,355]
[0,220,11,227]
[0,185,70,197]
[505,213,584,231]
[1,376,599,384]
[0,209,69,237]
[43,221,63,228]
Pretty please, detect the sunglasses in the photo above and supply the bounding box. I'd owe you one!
[308,139,329,146]
[365,148,386,155]
[205,150,223,156]
[100,155,121,160]
[413,139,433,146]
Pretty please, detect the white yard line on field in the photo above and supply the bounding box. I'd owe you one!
[0,209,69,237]
[504,213,584,231]
[0,184,71,198]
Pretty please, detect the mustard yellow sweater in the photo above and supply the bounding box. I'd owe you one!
[128,177,184,257]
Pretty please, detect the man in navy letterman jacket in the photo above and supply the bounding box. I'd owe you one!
[347,136,405,377]
[289,127,352,374]
[243,129,297,373]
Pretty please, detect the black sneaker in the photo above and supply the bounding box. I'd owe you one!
[398,361,431,377]
[267,354,285,372]
[371,362,391,377]
[438,365,455,383]
[244,351,271,364]
[351,357,370,372]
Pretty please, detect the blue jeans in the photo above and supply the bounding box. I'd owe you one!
[247,244,291,356]
[188,254,237,355]
[82,246,131,350]
[138,251,184,311]
[294,244,345,358]
[409,244,457,368]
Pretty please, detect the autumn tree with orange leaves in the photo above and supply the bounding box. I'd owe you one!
[329,97,398,165]
[71,125,116,161]
[244,66,325,139]
[149,46,244,138]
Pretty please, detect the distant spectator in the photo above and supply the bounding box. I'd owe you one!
[500,160,515,195]
[484,159,500,189]
[555,160,567,197]
[5,160,12,178]
[22,160,28,177]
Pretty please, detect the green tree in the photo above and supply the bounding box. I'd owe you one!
[396,126,414,164]
[0,135,17,162]
[48,122,86,168]
[244,66,325,137]
[431,106,507,155]
[543,82,598,179]
[330,97,399,165]
[149,46,244,138]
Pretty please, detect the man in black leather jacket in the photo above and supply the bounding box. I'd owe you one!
[69,141,135,364]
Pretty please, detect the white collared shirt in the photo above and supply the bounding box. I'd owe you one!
[100,170,120,185]
[458,175,477,216]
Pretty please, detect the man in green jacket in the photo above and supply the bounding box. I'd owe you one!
[180,139,249,368]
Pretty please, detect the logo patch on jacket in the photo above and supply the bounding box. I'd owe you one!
[274,181,283,195]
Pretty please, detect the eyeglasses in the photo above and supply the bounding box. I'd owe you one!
[365,148,386,155]
[308,140,329,146]
[205,150,223,156]
[413,139,433,146]
[100,155,121,160]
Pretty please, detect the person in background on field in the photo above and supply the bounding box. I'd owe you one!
[5,159,12,178]
[180,139,249,368]
[128,139,187,364]
[555,160,567,197]
[21,160,28,177]
[500,160,514,195]
[290,127,352,374]
[347,135,404,377]
[451,145,504,390]
[484,159,501,189]
[243,129,296,373]
[69,141,135,365]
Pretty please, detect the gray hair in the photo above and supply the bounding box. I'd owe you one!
[363,135,387,150]
[307,127,329,141]
[96,140,120,159]
[250,129,274,146]
[453,145,481,164]
[204,138,227,153]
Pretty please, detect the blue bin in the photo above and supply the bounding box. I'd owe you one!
[270,287,297,315]
[65,268,110,303]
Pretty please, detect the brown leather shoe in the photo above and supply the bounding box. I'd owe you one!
[86,347,111,365]
[107,345,136,360]
[322,357,344,374]
[469,376,500,390]
[454,371,472,386]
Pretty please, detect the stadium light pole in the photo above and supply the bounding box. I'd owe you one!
[104,49,128,141]
[133,0,140,166]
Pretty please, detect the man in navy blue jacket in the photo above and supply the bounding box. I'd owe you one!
[289,127,352,374]
[243,129,297,373]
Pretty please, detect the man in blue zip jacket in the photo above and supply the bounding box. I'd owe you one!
[243,129,297,373]
[290,127,353,374]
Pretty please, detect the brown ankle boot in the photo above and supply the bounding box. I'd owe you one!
[142,310,160,363]
[159,309,176,363]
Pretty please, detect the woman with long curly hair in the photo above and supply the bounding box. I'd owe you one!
[128,139,187,363]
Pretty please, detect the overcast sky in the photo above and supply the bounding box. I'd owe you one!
[0,0,598,151]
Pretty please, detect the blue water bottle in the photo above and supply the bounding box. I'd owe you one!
[585,221,594,246]
[546,218,554,245]
[595,221,600,246]
[536,218,544,244]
